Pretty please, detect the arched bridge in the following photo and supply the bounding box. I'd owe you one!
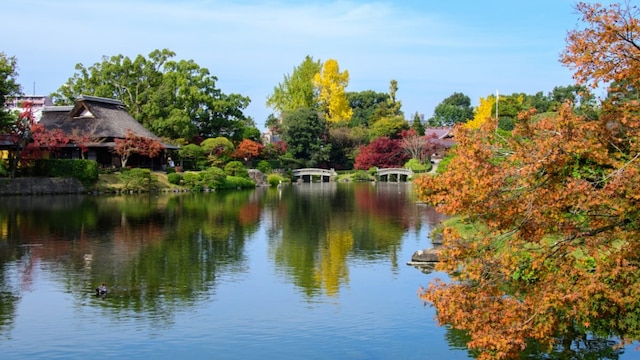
[376,167,413,182]
[292,168,338,182]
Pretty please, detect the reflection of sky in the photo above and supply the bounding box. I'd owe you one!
[0,189,471,359]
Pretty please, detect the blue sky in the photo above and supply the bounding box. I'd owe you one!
[2,0,610,130]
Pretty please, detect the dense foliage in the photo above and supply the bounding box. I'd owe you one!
[415,2,640,358]
[427,92,474,127]
[354,137,409,170]
[0,53,20,129]
[50,49,254,141]
[33,159,99,185]
[266,55,322,114]
[280,107,330,167]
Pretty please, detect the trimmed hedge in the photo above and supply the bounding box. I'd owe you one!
[33,159,99,185]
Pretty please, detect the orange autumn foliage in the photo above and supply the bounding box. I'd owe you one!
[415,2,640,358]
[233,138,264,161]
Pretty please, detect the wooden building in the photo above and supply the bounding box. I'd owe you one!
[39,95,177,170]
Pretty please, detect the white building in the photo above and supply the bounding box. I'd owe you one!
[5,95,53,122]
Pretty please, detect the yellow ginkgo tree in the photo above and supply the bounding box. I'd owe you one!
[465,95,496,129]
[313,59,353,124]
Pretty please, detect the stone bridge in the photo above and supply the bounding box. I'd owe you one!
[292,168,338,182]
[376,167,413,182]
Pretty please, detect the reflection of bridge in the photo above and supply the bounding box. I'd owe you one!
[376,168,413,182]
[292,168,338,182]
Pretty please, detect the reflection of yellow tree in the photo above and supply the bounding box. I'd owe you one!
[314,228,353,297]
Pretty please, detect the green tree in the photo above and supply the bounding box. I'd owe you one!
[177,143,204,170]
[266,55,322,114]
[200,137,234,167]
[0,53,21,129]
[369,116,409,139]
[346,90,388,127]
[370,80,404,123]
[239,116,262,142]
[427,92,474,127]
[224,160,248,178]
[386,79,403,117]
[411,112,425,135]
[549,84,596,116]
[327,126,368,170]
[51,49,250,140]
[281,108,330,167]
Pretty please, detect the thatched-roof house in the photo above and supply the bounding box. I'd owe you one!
[40,95,176,169]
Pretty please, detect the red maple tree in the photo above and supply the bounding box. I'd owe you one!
[113,129,164,167]
[353,136,409,170]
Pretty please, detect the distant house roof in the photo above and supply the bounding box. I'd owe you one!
[40,95,163,141]
[425,127,455,149]
[424,127,453,140]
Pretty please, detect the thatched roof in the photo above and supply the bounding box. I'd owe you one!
[40,95,162,141]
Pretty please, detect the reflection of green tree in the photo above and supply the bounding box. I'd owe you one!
[88,192,260,317]
[0,191,263,329]
[0,259,20,337]
[269,186,329,297]
[267,183,418,298]
[0,196,99,242]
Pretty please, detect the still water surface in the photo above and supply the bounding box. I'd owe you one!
[0,182,638,359]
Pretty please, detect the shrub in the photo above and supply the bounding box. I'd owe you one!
[0,161,8,176]
[118,168,158,192]
[167,172,182,185]
[352,170,372,182]
[436,153,454,174]
[201,167,226,190]
[267,173,287,187]
[220,175,255,190]
[404,158,430,172]
[182,172,204,191]
[224,161,248,178]
[166,167,176,174]
[256,160,272,174]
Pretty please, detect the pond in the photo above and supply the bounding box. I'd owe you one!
[0,182,637,359]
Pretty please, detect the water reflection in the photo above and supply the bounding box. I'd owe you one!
[0,184,437,320]
[266,182,436,298]
[0,192,259,328]
[0,185,632,359]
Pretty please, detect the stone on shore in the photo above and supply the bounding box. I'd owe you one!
[410,248,440,263]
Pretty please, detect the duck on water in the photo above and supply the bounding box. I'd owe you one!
[95,282,108,297]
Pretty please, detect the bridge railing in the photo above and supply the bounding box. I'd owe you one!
[292,168,337,176]
[375,167,414,182]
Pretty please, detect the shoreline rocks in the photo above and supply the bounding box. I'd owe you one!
[0,177,86,196]
[407,247,441,274]
[409,248,441,263]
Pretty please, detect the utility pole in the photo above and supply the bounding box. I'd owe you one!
[496,89,499,119]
